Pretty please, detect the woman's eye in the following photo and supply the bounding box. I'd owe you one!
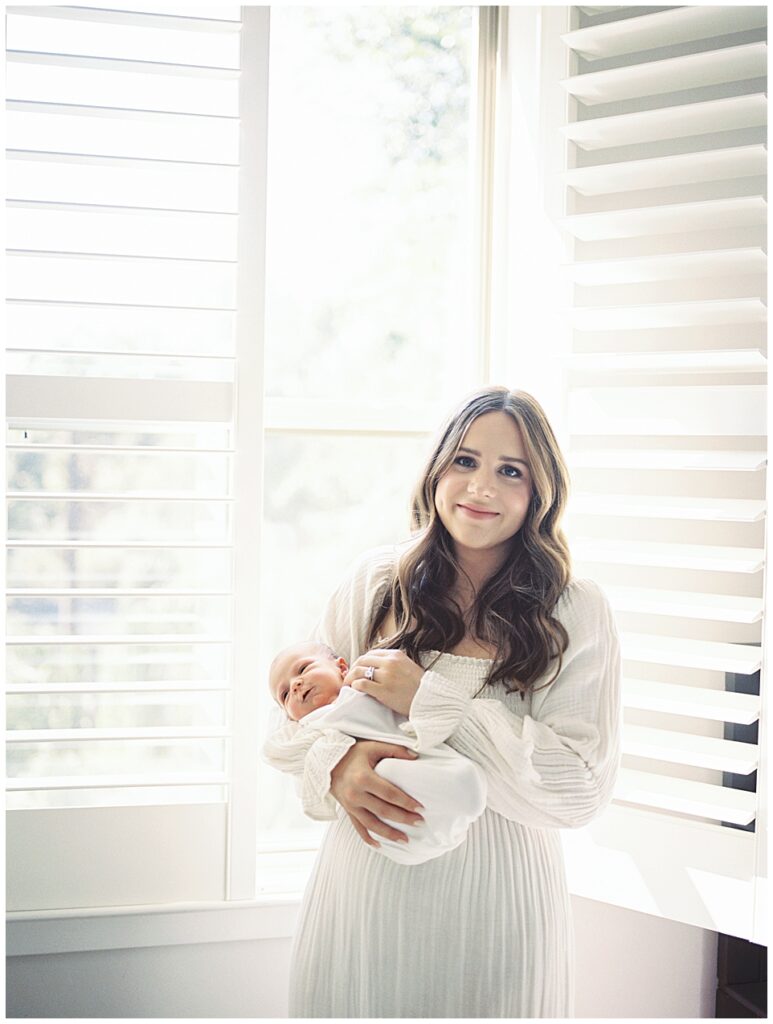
[455,455,475,468]
[500,464,522,479]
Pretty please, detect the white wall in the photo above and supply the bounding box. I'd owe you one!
[6,897,716,1018]
[573,897,718,1019]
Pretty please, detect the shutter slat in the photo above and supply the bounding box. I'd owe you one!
[6,772,229,791]
[569,385,766,437]
[561,41,767,105]
[623,678,761,725]
[623,724,759,775]
[7,444,233,454]
[566,247,767,285]
[7,48,242,77]
[566,349,765,374]
[7,140,239,169]
[7,375,233,421]
[565,144,767,197]
[620,633,762,675]
[562,7,767,61]
[562,196,767,240]
[615,768,756,825]
[7,630,231,647]
[8,540,232,547]
[571,493,766,522]
[8,727,230,742]
[568,449,766,472]
[7,682,230,693]
[562,94,767,151]
[8,495,233,504]
[571,300,766,331]
[572,539,764,573]
[8,6,242,29]
[7,588,232,595]
[6,5,242,24]
[606,586,763,624]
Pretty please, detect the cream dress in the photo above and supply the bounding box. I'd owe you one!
[265,544,622,1018]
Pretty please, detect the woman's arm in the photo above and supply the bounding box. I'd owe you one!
[262,720,357,821]
[401,578,622,829]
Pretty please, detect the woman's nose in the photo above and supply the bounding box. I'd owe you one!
[468,471,495,496]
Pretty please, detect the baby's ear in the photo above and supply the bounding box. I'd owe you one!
[336,657,348,677]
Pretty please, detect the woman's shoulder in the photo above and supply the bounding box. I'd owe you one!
[554,576,616,632]
[336,538,412,597]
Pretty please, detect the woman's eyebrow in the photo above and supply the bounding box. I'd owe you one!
[459,445,529,467]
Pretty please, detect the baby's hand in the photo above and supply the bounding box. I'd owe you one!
[344,649,424,716]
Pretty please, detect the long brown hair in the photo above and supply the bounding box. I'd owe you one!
[368,386,572,698]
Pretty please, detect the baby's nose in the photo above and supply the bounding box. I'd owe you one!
[290,677,304,692]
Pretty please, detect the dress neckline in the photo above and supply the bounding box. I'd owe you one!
[375,635,495,666]
[426,648,494,665]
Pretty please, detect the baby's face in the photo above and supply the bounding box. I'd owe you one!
[269,642,348,722]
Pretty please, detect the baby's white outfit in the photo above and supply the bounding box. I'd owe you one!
[268,685,487,865]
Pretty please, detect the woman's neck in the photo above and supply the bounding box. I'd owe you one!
[452,544,508,601]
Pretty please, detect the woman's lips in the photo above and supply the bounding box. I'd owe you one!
[457,503,499,519]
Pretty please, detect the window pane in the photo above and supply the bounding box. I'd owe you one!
[264,6,474,404]
[8,12,240,69]
[8,448,231,495]
[7,547,233,590]
[7,595,231,636]
[7,691,226,730]
[7,109,240,163]
[7,207,237,260]
[8,641,230,686]
[7,61,239,116]
[7,307,236,357]
[261,432,428,649]
[8,738,225,778]
[257,431,431,840]
[6,784,227,809]
[8,156,238,211]
[8,500,231,542]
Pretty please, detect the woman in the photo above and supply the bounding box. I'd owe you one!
[269,386,621,1018]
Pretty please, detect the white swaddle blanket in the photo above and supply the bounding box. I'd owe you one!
[297,686,487,865]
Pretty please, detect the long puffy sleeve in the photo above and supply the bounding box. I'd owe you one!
[401,578,622,829]
[261,544,399,820]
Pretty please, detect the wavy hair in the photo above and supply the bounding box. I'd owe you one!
[368,386,572,698]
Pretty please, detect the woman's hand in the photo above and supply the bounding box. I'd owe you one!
[329,739,425,848]
[344,648,425,716]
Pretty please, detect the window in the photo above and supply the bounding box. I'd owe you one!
[256,6,477,872]
[10,6,761,940]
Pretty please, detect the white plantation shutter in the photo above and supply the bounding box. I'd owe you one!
[6,5,268,910]
[548,5,767,942]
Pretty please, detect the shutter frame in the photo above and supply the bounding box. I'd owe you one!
[512,4,768,942]
[5,5,269,910]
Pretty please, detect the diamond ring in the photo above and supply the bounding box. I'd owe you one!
[364,665,376,682]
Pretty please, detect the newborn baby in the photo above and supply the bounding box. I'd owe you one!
[264,640,487,865]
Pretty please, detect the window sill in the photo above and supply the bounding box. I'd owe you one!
[7,892,305,957]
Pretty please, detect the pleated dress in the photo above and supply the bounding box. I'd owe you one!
[263,545,622,1019]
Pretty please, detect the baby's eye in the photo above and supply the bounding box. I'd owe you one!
[300,662,311,673]
[454,455,476,468]
[500,464,522,479]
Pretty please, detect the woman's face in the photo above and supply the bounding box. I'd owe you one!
[434,410,533,562]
